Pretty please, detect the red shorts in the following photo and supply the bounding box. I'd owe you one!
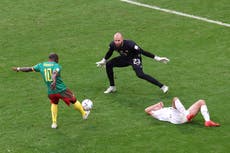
[48,89,76,106]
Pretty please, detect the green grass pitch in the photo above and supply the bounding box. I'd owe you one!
[0,0,229,153]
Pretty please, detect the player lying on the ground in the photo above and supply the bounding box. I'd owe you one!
[145,97,220,127]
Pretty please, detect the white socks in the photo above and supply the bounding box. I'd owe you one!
[201,105,210,121]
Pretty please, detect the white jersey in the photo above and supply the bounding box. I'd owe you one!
[150,107,189,124]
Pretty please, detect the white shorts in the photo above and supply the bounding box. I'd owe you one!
[151,107,189,124]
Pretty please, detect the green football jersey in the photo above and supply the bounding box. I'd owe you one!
[33,61,67,94]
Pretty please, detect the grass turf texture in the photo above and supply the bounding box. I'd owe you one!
[0,0,229,152]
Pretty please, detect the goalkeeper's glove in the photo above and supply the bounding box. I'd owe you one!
[154,56,170,64]
[96,58,106,67]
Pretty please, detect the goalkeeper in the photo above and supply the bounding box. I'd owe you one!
[96,32,170,94]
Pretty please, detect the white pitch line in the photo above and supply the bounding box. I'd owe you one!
[121,0,230,28]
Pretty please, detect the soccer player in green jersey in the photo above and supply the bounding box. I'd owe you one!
[12,53,90,129]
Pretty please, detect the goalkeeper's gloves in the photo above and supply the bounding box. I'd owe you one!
[154,56,170,64]
[96,58,106,67]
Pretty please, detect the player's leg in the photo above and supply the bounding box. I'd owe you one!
[61,89,90,119]
[73,101,90,120]
[172,97,186,114]
[51,104,58,128]
[48,94,60,129]
[187,99,206,121]
[187,99,220,126]
[145,102,164,115]
[132,59,168,93]
[104,56,130,93]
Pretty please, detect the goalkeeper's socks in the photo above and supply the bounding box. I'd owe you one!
[51,104,58,124]
[73,101,86,116]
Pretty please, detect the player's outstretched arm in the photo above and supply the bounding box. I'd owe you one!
[12,67,33,72]
[154,56,170,64]
[96,58,106,67]
[140,49,170,64]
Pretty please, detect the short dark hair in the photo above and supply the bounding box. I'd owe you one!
[49,53,59,63]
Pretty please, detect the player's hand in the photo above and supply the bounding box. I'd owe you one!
[96,58,106,67]
[12,67,20,72]
[50,81,56,90]
[154,56,170,64]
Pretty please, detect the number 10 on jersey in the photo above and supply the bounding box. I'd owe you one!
[44,68,52,82]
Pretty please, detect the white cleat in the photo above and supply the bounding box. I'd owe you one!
[83,110,91,120]
[104,86,116,94]
[161,85,169,93]
[51,123,58,129]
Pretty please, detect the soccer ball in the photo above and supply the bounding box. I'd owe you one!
[82,99,93,111]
